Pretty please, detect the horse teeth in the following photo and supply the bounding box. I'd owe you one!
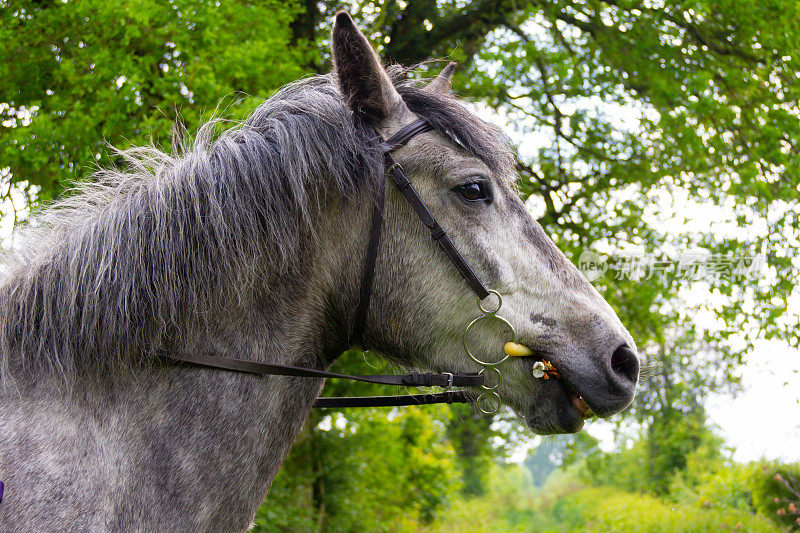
[571,394,582,413]
[504,341,533,357]
[571,395,593,418]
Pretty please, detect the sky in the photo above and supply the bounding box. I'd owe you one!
[707,340,800,462]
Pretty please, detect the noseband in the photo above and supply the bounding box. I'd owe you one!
[164,118,522,414]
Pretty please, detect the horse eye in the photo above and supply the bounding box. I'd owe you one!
[454,182,489,202]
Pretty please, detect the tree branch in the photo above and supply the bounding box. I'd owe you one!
[384,0,534,64]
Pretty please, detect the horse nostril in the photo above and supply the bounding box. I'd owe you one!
[610,344,639,384]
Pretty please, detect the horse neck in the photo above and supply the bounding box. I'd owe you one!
[4,218,364,531]
[110,196,370,529]
[1,173,374,529]
[4,284,316,529]
[99,235,357,529]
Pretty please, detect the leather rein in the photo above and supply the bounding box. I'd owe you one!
[163,118,494,409]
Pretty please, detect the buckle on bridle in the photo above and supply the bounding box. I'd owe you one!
[387,162,402,175]
[441,372,454,389]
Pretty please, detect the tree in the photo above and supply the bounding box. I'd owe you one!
[446,404,497,496]
[1,0,308,203]
[254,402,460,531]
[524,433,595,486]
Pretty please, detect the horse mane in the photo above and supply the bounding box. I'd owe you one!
[0,68,514,388]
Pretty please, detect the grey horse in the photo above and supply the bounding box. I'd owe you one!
[0,13,639,531]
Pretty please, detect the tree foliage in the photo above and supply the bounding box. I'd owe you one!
[1,0,308,202]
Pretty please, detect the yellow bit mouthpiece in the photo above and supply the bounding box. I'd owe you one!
[503,341,534,357]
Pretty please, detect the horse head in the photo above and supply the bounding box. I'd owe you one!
[331,12,639,434]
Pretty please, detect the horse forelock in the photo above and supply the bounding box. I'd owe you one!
[0,70,513,388]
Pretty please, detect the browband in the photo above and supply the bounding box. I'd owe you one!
[377,119,434,152]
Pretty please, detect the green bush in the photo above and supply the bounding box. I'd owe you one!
[551,487,778,533]
[666,448,757,513]
[419,464,560,533]
[750,462,800,530]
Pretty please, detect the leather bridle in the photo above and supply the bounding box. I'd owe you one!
[351,119,489,345]
[164,118,514,410]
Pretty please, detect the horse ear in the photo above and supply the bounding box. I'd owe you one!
[425,62,457,94]
[332,11,403,121]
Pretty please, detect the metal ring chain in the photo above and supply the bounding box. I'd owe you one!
[463,290,517,414]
